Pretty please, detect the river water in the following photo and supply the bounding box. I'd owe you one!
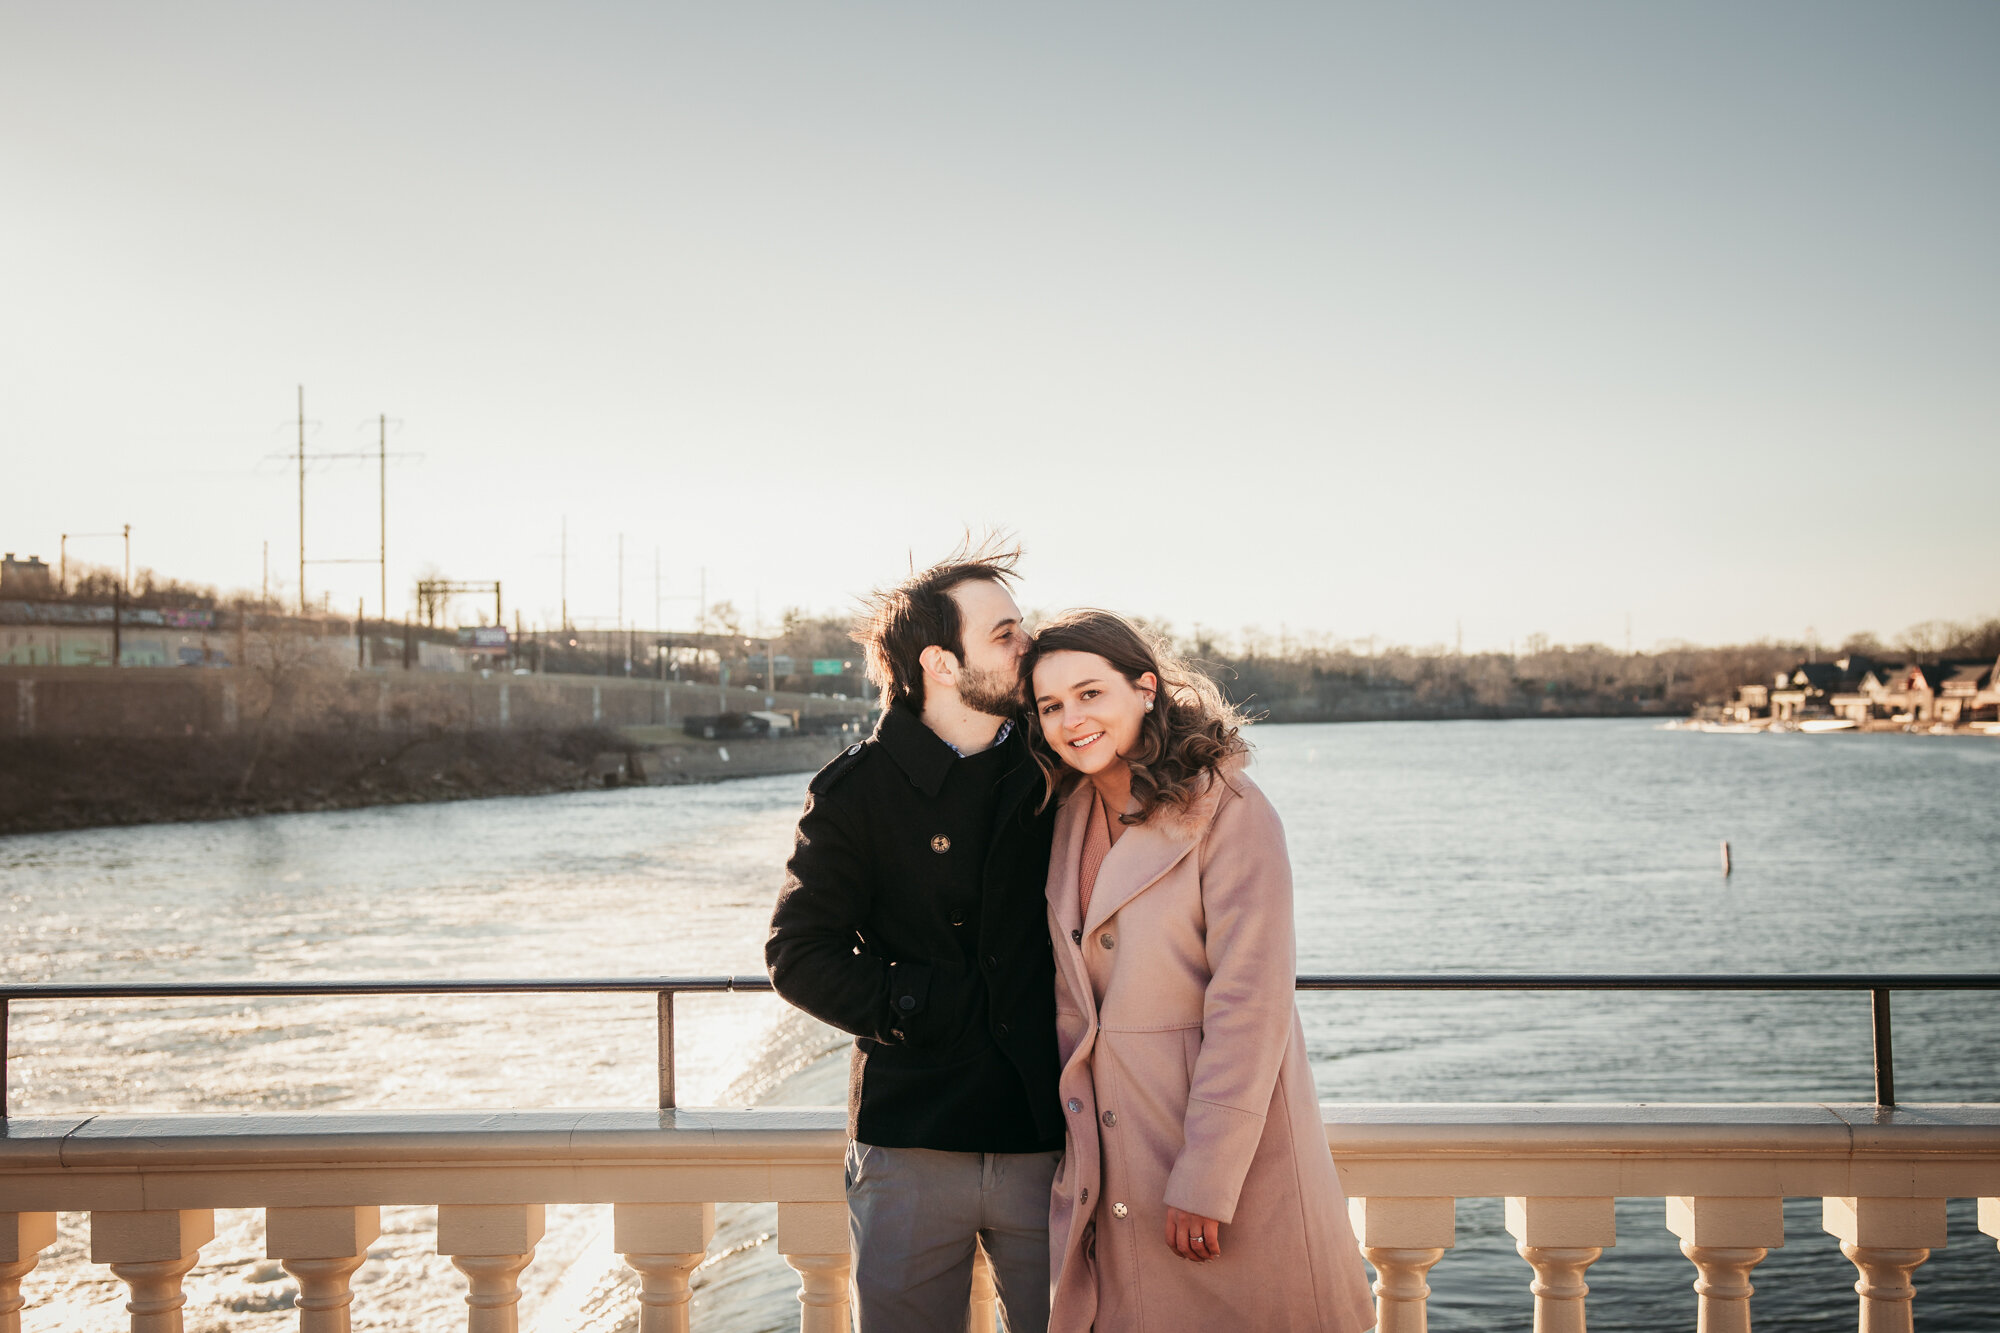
[4,719,1998,1330]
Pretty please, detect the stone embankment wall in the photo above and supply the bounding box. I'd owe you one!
[1,666,869,740]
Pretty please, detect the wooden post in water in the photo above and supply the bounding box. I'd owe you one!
[1721,841,1732,877]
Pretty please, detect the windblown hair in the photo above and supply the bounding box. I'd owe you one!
[1025,609,1250,823]
[852,535,1021,715]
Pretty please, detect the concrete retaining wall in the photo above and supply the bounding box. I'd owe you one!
[0,666,873,740]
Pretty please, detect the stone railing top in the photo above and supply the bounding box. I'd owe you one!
[7,1102,1998,1170]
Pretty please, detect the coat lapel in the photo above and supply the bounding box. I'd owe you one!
[1079,818,1198,935]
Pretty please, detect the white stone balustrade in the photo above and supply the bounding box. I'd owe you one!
[1,1103,1997,1331]
[1504,1196,1614,1333]
[1348,1196,1454,1333]
[265,1206,380,1333]
[614,1202,713,1333]
[88,1209,215,1333]
[1664,1195,1785,1333]
[0,1213,56,1333]
[1822,1196,1946,1333]
[437,1203,545,1333]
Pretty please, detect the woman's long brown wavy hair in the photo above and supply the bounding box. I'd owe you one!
[1024,609,1250,824]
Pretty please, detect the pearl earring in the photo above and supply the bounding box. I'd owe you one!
[1143,698,1154,712]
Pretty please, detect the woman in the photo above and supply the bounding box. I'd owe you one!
[1026,610,1374,1333]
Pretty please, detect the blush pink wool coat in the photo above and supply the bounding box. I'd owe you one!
[1046,761,1376,1333]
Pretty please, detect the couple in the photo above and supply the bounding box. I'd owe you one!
[767,545,1374,1333]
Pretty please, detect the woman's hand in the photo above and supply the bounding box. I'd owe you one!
[1164,1205,1221,1262]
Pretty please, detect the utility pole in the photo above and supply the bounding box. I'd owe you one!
[297,385,307,615]
[122,523,131,594]
[379,414,388,621]
[560,516,569,631]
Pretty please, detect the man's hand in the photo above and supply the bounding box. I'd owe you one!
[1164,1205,1221,1262]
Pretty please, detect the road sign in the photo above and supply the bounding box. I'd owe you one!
[812,659,846,675]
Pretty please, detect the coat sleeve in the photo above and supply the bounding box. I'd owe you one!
[1161,779,1299,1224]
[766,788,923,1045]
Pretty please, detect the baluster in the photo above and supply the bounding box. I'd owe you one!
[1504,1197,1614,1333]
[777,1202,851,1333]
[1347,1197,1455,1333]
[614,1203,714,1333]
[266,1206,381,1333]
[1821,1197,1945,1333]
[0,1213,57,1333]
[968,1242,997,1332]
[437,1204,545,1333]
[90,1209,216,1333]
[1664,1197,1784,1333]
[1981,1199,2000,1253]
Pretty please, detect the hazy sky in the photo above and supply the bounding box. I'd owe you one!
[4,3,1994,651]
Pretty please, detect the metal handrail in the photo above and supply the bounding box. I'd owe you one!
[5,973,1996,1116]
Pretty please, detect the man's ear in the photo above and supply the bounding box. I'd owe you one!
[919,644,958,687]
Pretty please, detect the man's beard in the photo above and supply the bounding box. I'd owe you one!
[956,661,1025,719]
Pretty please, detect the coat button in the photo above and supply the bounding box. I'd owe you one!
[931,834,951,853]
[1071,929,1082,944]
[1112,1203,1128,1219]
[996,1021,1010,1037]
[984,955,998,970]
[951,912,964,926]
[897,995,916,1011]
[845,743,862,756]
[1101,1110,1117,1127]
[1099,933,1115,949]
[1067,1098,1082,1113]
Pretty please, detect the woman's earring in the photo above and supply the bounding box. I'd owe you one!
[1143,698,1154,712]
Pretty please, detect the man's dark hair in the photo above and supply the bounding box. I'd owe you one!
[854,536,1021,714]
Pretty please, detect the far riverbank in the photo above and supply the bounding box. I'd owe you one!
[0,729,848,836]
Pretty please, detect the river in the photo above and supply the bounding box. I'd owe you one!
[4,719,1997,1329]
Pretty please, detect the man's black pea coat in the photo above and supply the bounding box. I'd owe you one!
[766,704,1063,1153]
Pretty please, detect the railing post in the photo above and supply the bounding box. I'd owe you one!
[90,1209,216,1333]
[438,1204,545,1333]
[0,1213,57,1333]
[1871,988,1895,1106]
[969,1242,997,1331]
[266,1206,380,1333]
[1505,1197,1613,1333]
[777,1202,852,1333]
[1822,1197,1945,1333]
[1664,1197,1784,1333]
[657,991,675,1110]
[1349,1197,1454,1333]
[615,1203,713,1333]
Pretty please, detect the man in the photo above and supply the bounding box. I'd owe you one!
[767,542,1062,1332]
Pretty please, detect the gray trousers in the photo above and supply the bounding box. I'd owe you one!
[845,1141,1060,1333]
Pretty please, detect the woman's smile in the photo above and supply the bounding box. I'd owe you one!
[1068,730,1106,750]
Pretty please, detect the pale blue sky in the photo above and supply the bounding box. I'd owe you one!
[3,3,1994,650]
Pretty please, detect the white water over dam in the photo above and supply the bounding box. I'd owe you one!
[5,718,1998,1329]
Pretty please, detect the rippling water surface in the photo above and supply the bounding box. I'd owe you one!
[4,719,1997,1330]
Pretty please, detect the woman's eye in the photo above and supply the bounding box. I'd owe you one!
[1080,689,1098,700]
